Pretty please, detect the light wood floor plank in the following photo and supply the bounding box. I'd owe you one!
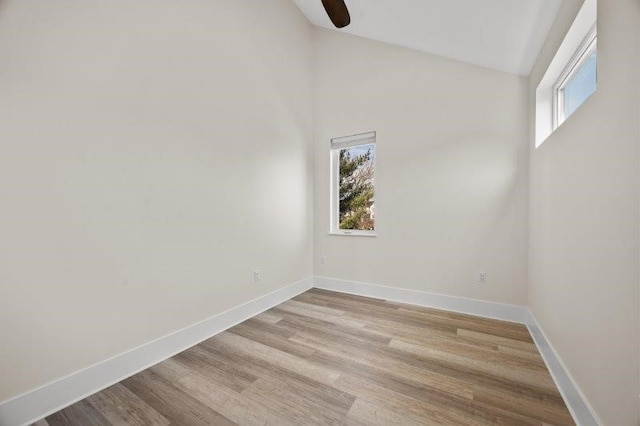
[122,370,235,425]
[307,348,549,425]
[276,300,368,329]
[289,329,475,399]
[173,372,275,426]
[170,345,259,393]
[212,331,341,385]
[474,385,575,425]
[458,327,539,352]
[227,319,316,359]
[251,311,283,325]
[242,377,349,424]
[85,383,169,426]
[346,398,443,426]
[389,339,558,391]
[38,289,574,425]
[45,399,111,426]
[201,342,357,413]
[335,373,481,425]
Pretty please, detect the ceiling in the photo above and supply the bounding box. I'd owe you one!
[293,0,563,76]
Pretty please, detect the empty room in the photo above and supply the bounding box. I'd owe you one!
[0,0,638,425]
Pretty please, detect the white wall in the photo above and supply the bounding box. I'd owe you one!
[313,29,530,305]
[528,0,640,424]
[3,2,636,423]
[0,0,314,403]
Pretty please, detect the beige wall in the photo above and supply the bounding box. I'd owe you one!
[313,29,530,305]
[0,0,314,402]
[2,1,637,422]
[528,0,640,424]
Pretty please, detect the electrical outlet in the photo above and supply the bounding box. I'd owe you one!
[477,272,487,284]
[253,270,261,282]
[320,256,326,265]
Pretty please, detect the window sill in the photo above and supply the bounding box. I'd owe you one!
[329,231,377,237]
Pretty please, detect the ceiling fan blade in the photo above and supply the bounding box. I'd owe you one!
[321,0,351,28]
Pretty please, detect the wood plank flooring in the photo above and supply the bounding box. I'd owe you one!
[35,289,574,425]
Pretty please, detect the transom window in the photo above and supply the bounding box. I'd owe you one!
[554,27,597,128]
[330,131,376,236]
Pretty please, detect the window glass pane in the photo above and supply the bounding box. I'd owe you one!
[563,50,597,119]
[338,144,375,230]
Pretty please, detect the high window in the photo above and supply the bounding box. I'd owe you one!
[330,131,376,236]
[534,0,597,147]
[554,27,597,128]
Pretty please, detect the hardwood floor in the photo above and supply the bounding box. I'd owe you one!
[36,289,574,425]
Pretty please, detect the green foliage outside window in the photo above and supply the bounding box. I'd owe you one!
[338,146,375,230]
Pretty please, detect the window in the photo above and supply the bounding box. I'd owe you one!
[534,0,596,147]
[330,131,376,236]
[554,27,597,128]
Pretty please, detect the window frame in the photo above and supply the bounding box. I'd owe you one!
[553,25,597,129]
[329,131,377,237]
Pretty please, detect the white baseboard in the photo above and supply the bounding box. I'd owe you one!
[313,276,600,426]
[0,275,598,426]
[313,276,529,323]
[0,276,314,426]
[525,311,601,426]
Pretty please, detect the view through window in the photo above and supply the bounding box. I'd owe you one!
[555,28,597,127]
[331,132,376,234]
[561,49,596,119]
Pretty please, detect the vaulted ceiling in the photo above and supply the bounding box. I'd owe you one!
[293,0,563,76]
